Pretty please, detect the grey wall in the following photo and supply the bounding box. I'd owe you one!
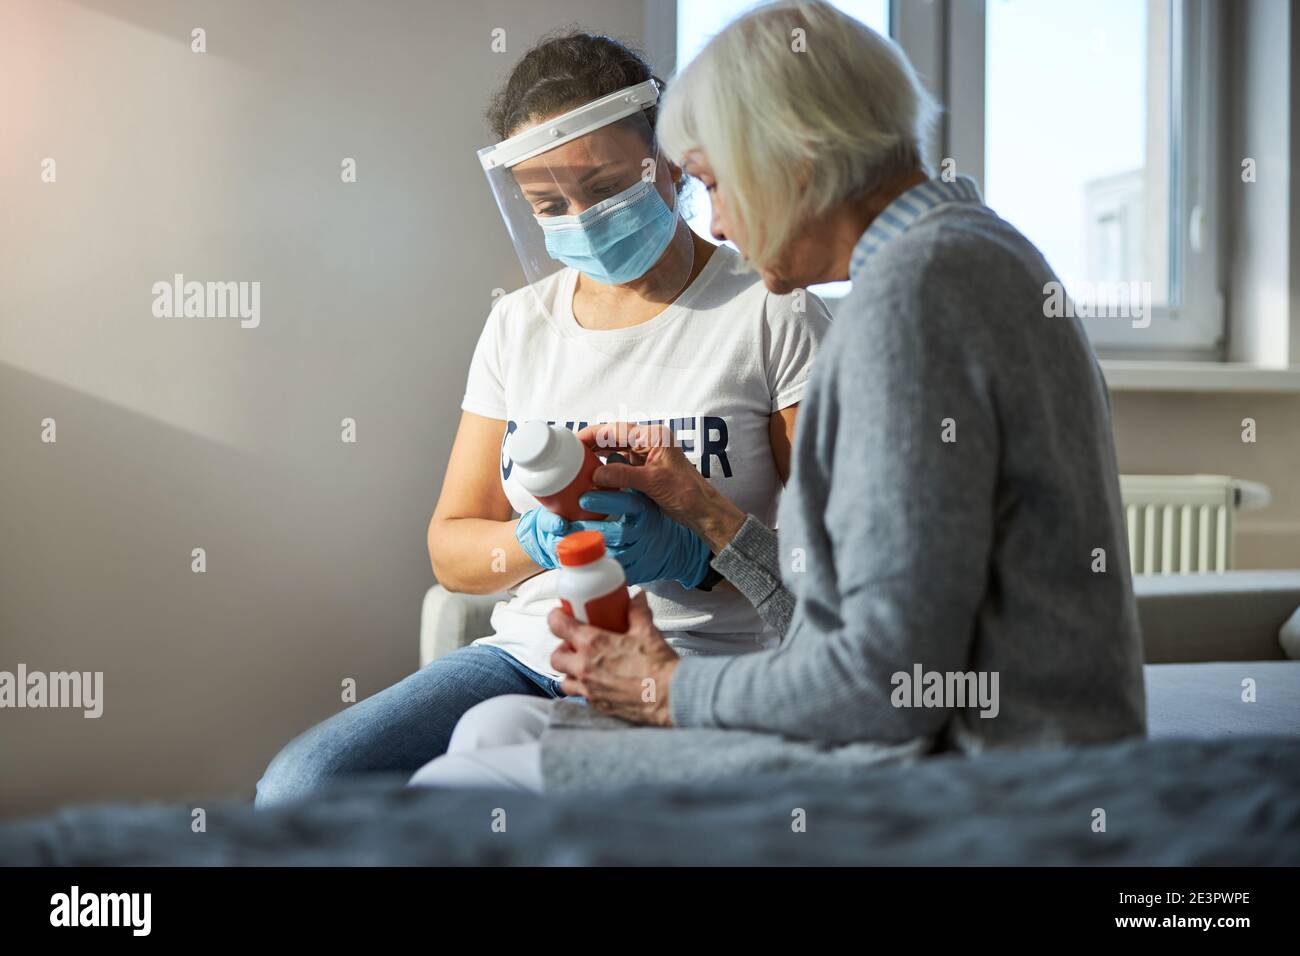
[0,0,648,818]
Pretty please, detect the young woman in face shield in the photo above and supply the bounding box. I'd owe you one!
[253,32,831,806]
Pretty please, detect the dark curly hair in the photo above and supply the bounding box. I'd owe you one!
[486,30,664,142]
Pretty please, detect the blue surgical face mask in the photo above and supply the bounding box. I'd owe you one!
[535,179,678,285]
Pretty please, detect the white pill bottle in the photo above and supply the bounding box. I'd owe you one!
[509,420,605,521]
[555,530,630,632]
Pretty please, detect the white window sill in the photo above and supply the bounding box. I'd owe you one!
[1101,361,1300,393]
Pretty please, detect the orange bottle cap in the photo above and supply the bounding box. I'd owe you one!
[556,530,606,567]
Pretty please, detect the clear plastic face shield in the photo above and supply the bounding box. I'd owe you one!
[478,80,694,320]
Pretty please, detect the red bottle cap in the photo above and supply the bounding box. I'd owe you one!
[556,530,606,567]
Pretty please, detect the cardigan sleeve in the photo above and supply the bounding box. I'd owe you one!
[707,513,795,638]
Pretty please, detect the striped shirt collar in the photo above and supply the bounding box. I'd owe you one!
[849,175,983,280]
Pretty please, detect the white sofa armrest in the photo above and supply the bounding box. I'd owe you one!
[420,585,509,667]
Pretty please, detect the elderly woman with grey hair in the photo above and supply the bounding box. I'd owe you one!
[410,0,1145,792]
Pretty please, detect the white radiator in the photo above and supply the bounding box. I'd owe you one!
[1119,475,1270,575]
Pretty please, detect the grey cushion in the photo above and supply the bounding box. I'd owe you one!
[1134,571,1300,662]
[1145,661,1300,739]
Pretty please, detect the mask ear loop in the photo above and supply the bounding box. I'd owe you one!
[661,144,700,262]
[661,152,695,262]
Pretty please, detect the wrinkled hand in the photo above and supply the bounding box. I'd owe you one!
[567,489,711,588]
[576,422,745,552]
[514,507,570,570]
[549,590,679,726]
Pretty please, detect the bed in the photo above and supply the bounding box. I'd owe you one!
[3,572,1298,866]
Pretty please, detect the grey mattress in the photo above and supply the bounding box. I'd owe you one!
[1144,661,1300,740]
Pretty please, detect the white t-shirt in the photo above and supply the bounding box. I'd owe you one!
[460,244,831,679]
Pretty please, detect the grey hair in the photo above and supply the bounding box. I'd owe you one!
[658,0,938,269]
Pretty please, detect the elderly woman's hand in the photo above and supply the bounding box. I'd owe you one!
[549,590,680,726]
[576,421,747,553]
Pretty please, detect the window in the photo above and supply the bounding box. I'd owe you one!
[987,2,1166,312]
[670,0,1225,358]
[980,0,1222,357]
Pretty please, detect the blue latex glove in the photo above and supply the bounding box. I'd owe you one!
[568,489,712,589]
[514,507,571,570]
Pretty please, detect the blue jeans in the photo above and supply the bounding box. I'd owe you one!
[255,644,564,807]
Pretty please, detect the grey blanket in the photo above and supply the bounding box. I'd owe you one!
[3,736,1298,866]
